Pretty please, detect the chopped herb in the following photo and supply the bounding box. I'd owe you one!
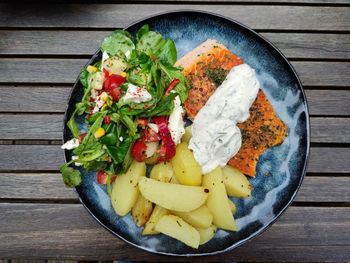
[205,68,228,86]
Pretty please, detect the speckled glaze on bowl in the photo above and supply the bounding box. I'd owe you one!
[63,11,310,256]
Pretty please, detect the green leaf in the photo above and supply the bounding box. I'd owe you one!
[77,112,106,152]
[158,63,189,102]
[67,114,80,139]
[136,31,166,54]
[79,69,89,88]
[75,102,89,115]
[136,24,150,41]
[79,148,105,162]
[156,39,177,65]
[112,29,133,40]
[120,114,137,138]
[101,31,135,56]
[141,92,177,117]
[121,138,134,173]
[106,137,131,163]
[60,164,82,187]
[101,133,118,145]
[151,63,166,100]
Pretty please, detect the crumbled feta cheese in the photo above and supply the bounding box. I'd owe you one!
[101,51,109,70]
[92,105,100,114]
[119,137,124,142]
[123,83,152,103]
[72,155,82,166]
[61,138,80,150]
[125,50,131,59]
[168,96,185,145]
[148,123,159,133]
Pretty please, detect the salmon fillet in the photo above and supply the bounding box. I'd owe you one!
[229,90,288,176]
[175,39,243,119]
[176,39,288,177]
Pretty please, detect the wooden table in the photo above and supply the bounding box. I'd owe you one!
[0,2,349,262]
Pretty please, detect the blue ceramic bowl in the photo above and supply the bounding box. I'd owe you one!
[63,11,310,256]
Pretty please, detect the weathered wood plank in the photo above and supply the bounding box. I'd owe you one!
[0,173,76,200]
[306,90,350,116]
[0,87,70,113]
[293,62,350,87]
[0,5,349,31]
[2,31,350,60]
[1,114,349,144]
[0,204,349,261]
[311,117,350,143]
[1,87,349,116]
[1,59,349,87]
[0,173,348,203]
[0,145,64,171]
[0,114,63,140]
[295,176,350,202]
[0,145,348,173]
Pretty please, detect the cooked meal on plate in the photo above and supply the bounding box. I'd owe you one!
[61,25,288,249]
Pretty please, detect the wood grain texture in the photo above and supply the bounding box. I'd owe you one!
[1,87,349,116]
[1,31,350,60]
[1,59,349,87]
[0,4,349,31]
[0,145,64,171]
[1,114,349,143]
[0,114,63,140]
[0,204,349,261]
[306,90,350,116]
[0,145,348,173]
[0,173,348,202]
[0,87,70,113]
[311,117,350,143]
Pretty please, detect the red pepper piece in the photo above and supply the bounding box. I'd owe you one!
[97,170,108,184]
[104,115,111,124]
[164,79,180,96]
[153,116,176,162]
[131,139,148,162]
[79,132,87,143]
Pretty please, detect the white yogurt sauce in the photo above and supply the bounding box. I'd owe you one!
[189,64,260,174]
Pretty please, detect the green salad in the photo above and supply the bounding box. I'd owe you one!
[61,25,189,190]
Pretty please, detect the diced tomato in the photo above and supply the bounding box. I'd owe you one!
[109,87,122,101]
[142,127,161,142]
[103,74,125,92]
[79,132,87,143]
[137,118,148,128]
[97,170,108,184]
[104,115,111,124]
[131,139,148,162]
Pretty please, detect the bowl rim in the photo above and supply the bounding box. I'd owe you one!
[62,9,311,257]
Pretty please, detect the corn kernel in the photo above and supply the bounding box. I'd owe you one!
[120,72,127,78]
[94,127,105,139]
[87,65,98,73]
[101,104,108,111]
